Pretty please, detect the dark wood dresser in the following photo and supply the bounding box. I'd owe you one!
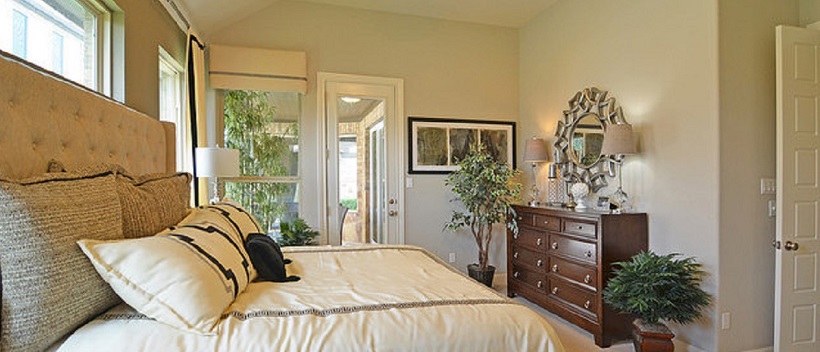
[507,204,647,347]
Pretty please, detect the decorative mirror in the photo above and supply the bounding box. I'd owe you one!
[553,87,627,192]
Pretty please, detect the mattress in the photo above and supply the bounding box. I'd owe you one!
[58,245,564,351]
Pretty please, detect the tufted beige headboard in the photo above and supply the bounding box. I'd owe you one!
[0,51,175,179]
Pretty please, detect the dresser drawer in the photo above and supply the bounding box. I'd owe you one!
[511,246,547,273]
[550,234,596,264]
[512,227,548,251]
[563,219,597,238]
[549,278,598,318]
[510,266,547,293]
[550,256,597,290]
[514,211,535,227]
[533,214,560,231]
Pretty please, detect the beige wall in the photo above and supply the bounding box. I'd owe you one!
[800,0,820,25]
[116,0,186,117]
[718,2,799,351]
[520,0,720,349]
[209,0,519,271]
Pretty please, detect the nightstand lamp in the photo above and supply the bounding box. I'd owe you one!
[524,137,549,206]
[195,146,240,204]
[600,124,637,213]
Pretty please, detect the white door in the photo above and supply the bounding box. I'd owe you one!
[319,73,404,245]
[776,25,820,352]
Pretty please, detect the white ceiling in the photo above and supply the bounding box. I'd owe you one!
[178,0,558,36]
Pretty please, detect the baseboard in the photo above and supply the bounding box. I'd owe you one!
[741,347,773,352]
[673,340,708,352]
[674,340,772,352]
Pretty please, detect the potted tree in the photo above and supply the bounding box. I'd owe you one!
[603,251,711,352]
[445,144,521,287]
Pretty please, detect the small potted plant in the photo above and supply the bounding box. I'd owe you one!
[603,251,711,352]
[278,218,319,246]
[445,144,521,287]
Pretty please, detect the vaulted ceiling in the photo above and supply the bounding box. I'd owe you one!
[177,0,558,37]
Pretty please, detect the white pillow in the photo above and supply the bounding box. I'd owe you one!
[78,207,256,334]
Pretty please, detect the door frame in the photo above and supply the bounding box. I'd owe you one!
[316,72,405,245]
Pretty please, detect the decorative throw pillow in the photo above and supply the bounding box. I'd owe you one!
[117,171,192,238]
[200,199,265,242]
[246,234,299,282]
[0,169,123,352]
[78,207,255,335]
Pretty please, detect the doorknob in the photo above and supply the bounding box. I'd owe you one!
[388,210,397,217]
[784,241,799,251]
[389,198,396,205]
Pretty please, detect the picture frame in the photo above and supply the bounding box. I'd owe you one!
[408,117,516,174]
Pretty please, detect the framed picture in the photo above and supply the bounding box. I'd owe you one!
[408,117,516,174]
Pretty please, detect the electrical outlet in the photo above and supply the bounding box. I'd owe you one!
[448,253,456,263]
[721,312,731,330]
[761,178,776,195]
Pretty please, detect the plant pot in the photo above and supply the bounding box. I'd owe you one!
[467,264,495,287]
[632,319,675,352]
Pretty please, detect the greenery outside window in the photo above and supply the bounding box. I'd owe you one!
[222,89,301,234]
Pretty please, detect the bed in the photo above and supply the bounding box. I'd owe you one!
[0,50,564,351]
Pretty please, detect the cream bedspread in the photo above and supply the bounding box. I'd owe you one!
[59,245,564,351]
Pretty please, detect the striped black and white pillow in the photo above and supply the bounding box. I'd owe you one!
[78,206,256,335]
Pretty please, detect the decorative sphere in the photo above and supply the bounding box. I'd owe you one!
[571,182,590,198]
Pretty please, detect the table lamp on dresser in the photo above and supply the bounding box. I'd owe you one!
[523,137,548,206]
[600,123,637,213]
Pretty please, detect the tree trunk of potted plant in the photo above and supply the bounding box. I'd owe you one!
[467,219,496,286]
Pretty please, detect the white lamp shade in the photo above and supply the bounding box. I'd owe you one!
[195,147,240,177]
[524,138,549,162]
[601,124,637,155]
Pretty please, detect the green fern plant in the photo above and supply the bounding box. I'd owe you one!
[278,218,319,246]
[602,251,711,325]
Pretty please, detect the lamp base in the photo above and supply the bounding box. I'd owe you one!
[610,188,629,214]
[210,179,221,204]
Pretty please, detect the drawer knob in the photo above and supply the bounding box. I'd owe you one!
[517,216,523,221]
[513,233,519,240]
[552,264,558,272]
[513,252,519,259]
[536,259,544,267]
[584,300,591,309]
[585,250,593,258]
[551,287,559,295]
[536,238,543,246]
[551,242,559,250]
[544,220,549,225]
[537,281,544,289]
[513,271,520,278]
[584,274,591,284]
[577,225,583,230]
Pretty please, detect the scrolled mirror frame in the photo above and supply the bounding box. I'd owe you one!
[553,87,627,192]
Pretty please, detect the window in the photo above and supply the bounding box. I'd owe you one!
[0,0,111,91]
[158,47,187,173]
[222,90,301,234]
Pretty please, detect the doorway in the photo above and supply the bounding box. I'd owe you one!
[318,73,404,245]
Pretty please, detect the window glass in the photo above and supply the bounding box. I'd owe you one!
[223,90,301,234]
[158,48,188,173]
[1,0,106,90]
